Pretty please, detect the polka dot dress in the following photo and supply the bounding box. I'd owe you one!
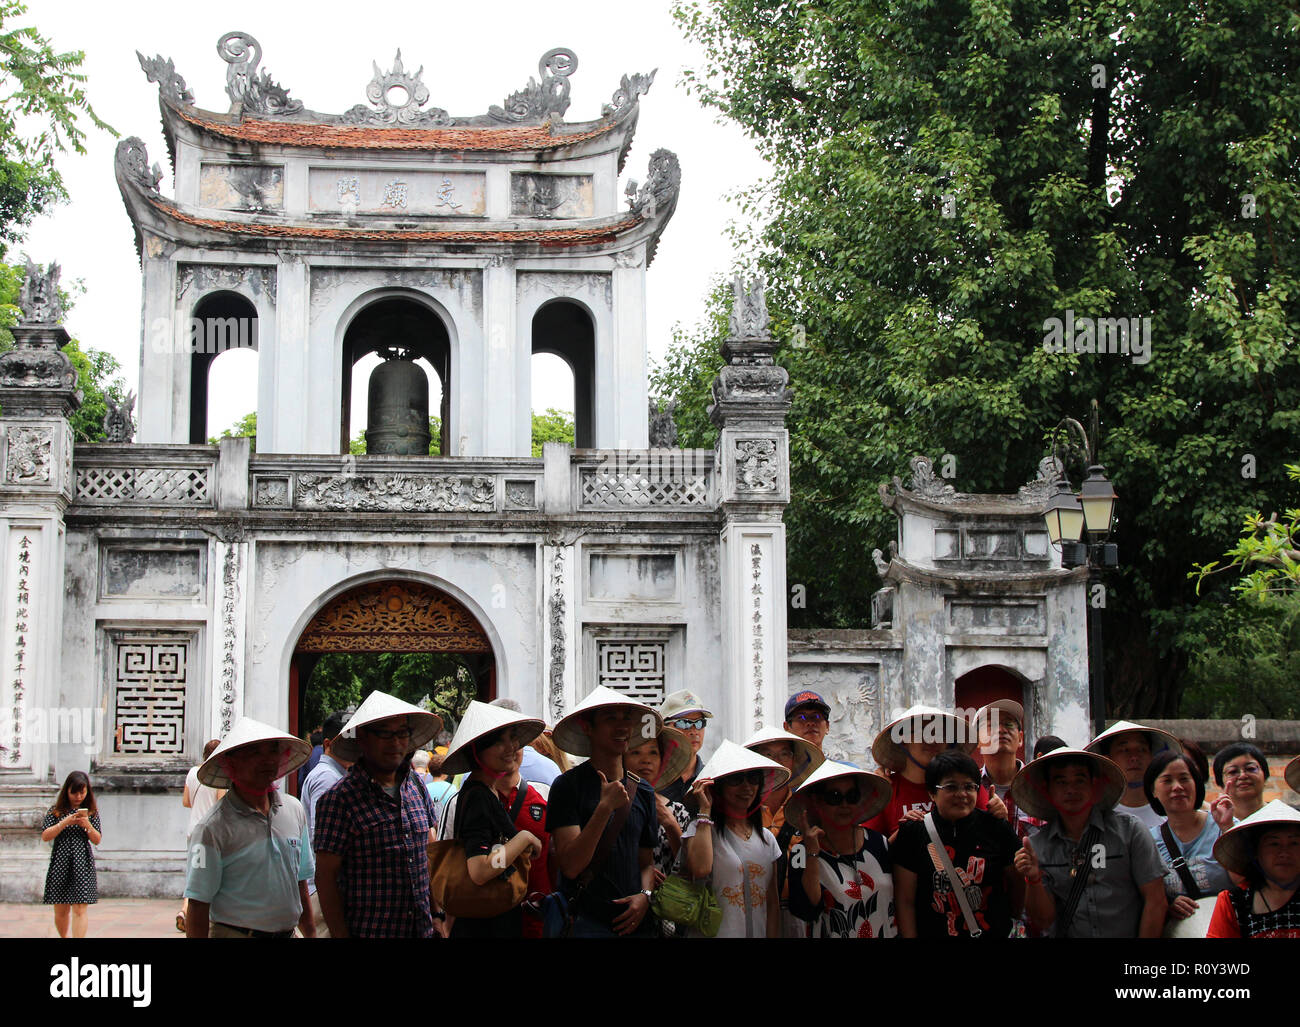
[42,810,100,905]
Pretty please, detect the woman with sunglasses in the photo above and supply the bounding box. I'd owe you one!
[893,751,1023,939]
[682,741,790,938]
[787,760,896,938]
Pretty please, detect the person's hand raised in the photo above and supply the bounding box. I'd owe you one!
[597,771,629,814]
[1014,836,1041,883]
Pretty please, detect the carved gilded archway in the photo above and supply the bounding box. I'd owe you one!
[295,581,492,654]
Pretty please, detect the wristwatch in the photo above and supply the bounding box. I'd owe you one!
[641,888,654,901]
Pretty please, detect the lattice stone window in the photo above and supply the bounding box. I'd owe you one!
[78,466,212,506]
[596,640,667,706]
[107,632,191,757]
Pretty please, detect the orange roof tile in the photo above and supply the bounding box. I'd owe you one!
[172,104,620,152]
[149,198,638,244]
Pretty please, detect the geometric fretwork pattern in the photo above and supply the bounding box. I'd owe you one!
[580,469,709,507]
[113,641,188,754]
[596,640,666,705]
[77,466,212,505]
[296,581,492,654]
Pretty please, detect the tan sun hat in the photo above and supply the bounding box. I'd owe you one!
[698,739,790,796]
[198,717,312,789]
[972,699,1025,735]
[629,725,693,793]
[1284,755,1299,795]
[552,686,662,757]
[1085,720,1182,761]
[786,760,892,827]
[659,689,713,721]
[330,690,443,764]
[743,725,825,791]
[440,700,544,777]
[872,704,977,773]
[1212,799,1300,876]
[1011,747,1125,821]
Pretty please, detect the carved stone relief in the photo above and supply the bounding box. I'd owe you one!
[734,438,779,493]
[177,264,277,305]
[5,426,53,485]
[509,174,595,219]
[198,163,284,212]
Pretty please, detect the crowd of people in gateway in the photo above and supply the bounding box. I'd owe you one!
[42,686,1300,939]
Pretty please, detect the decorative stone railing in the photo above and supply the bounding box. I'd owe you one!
[573,449,714,509]
[73,445,216,507]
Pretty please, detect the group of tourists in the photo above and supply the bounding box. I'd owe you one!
[40,685,1300,940]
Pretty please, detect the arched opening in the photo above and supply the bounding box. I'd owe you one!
[530,352,576,455]
[288,580,497,791]
[341,297,450,454]
[532,300,593,448]
[190,292,258,444]
[954,666,1028,761]
[205,348,260,442]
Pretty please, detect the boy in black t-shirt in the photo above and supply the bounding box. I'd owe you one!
[547,690,661,937]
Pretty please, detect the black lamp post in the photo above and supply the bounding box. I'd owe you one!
[1043,402,1118,737]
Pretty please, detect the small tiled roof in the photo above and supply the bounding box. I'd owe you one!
[172,104,621,152]
[148,197,638,245]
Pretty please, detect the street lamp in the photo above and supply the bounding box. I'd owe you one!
[1043,402,1118,735]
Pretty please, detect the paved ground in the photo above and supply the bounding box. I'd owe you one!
[0,898,183,938]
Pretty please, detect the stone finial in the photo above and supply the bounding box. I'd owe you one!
[137,51,195,106]
[648,398,678,448]
[1017,455,1065,505]
[629,149,681,218]
[18,258,63,325]
[103,390,136,443]
[903,455,957,503]
[729,275,770,340]
[343,50,450,127]
[116,137,163,195]
[489,48,577,124]
[217,31,303,116]
[603,69,656,120]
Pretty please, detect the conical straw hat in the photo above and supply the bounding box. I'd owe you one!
[697,739,790,796]
[440,700,544,776]
[330,690,443,764]
[629,725,693,794]
[743,725,825,791]
[1085,720,1182,760]
[1284,755,1299,795]
[198,717,311,789]
[1011,747,1125,821]
[552,686,662,757]
[1212,799,1300,876]
[785,760,892,827]
[872,704,977,773]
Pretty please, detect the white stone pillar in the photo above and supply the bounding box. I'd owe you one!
[484,258,519,456]
[138,244,180,443]
[540,537,578,723]
[720,522,788,741]
[270,255,312,453]
[212,536,250,737]
[609,260,649,449]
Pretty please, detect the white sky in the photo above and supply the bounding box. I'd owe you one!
[19,0,769,439]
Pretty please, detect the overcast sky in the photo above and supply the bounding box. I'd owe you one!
[20,0,769,439]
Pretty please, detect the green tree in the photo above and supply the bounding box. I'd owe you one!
[0,1,113,244]
[1194,463,1300,600]
[210,411,257,448]
[530,408,575,456]
[302,653,479,736]
[668,0,1300,716]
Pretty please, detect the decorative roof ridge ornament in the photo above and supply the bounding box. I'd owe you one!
[217,31,303,117]
[603,69,656,120]
[729,274,770,340]
[0,259,80,401]
[18,257,64,325]
[103,391,137,443]
[629,148,681,218]
[895,455,958,504]
[137,51,195,107]
[115,137,163,196]
[342,50,450,126]
[488,48,577,124]
[1018,455,1065,505]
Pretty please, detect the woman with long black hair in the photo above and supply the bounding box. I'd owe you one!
[41,771,102,938]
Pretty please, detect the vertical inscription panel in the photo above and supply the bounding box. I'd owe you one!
[111,636,188,756]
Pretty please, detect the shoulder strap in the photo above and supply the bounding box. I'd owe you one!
[924,813,982,938]
[509,781,529,823]
[1159,822,1201,899]
[1055,823,1103,938]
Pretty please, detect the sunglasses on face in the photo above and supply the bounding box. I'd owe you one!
[724,770,765,786]
[363,726,413,742]
[816,787,861,806]
[671,717,706,731]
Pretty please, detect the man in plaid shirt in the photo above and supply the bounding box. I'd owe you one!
[974,700,1043,842]
[314,692,441,938]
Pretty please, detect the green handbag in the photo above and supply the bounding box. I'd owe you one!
[651,875,723,937]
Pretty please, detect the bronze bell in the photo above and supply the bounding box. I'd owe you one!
[365,349,431,455]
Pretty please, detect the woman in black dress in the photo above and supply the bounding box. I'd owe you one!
[41,771,102,938]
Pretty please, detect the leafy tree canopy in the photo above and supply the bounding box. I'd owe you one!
[666,0,1300,716]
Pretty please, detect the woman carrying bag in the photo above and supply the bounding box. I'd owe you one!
[433,701,545,938]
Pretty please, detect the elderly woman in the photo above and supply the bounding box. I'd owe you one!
[1206,800,1300,938]
[787,760,896,938]
[682,741,790,938]
[1144,750,1233,937]
[893,750,1024,939]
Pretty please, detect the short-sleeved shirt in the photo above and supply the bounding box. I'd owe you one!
[682,820,780,938]
[1206,887,1300,938]
[184,788,313,933]
[1115,801,1164,830]
[788,829,896,938]
[1150,815,1230,900]
[312,761,434,938]
[300,753,348,894]
[518,747,561,789]
[545,762,656,929]
[185,767,222,839]
[864,773,989,838]
[1028,805,1166,938]
[893,810,1021,938]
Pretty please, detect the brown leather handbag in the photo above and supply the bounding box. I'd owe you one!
[427,783,532,918]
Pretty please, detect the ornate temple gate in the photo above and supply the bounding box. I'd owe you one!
[289,580,496,741]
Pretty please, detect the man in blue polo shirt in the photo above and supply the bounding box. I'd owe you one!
[184,718,315,938]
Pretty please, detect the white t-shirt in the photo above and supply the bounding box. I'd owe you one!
[684,820,780,938]
[1115,801,1164,830]
[185,766,222,838]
